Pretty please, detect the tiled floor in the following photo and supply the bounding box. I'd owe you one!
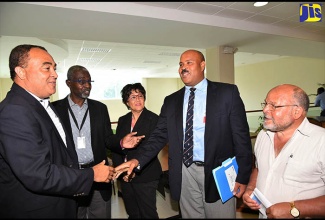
[111,180,259,219]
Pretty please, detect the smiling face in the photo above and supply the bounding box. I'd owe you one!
[126,89,145,113]
[178,50,205,87]
[14,47,58,99]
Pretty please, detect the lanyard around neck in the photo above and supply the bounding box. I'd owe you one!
[68,105,89,131]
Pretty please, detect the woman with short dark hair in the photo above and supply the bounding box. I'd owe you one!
[112,83,162,218]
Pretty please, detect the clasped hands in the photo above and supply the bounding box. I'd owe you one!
[93,160,139,183]
[92,132,144,183]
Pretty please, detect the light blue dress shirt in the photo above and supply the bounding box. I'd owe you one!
[68,96,94,164]
[183,78,207,162]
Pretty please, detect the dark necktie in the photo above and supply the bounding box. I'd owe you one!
[183,88,196,167]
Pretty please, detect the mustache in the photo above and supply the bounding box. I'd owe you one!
[181,69,189,74]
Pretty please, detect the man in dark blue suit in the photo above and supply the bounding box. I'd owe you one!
[115,49,253,218]
[52,65,134,218]
[0,44,114,218]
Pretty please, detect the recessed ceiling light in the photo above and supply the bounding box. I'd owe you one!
[253,2,268,7]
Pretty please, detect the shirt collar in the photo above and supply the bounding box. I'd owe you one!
[185,78,207,92]
[28,92,50,108]
[67,94,88,108]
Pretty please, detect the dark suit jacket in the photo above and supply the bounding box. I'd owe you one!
[112,108,162,183]
[0,83,93,218]
[52,96,122,201]
[135,80,253,203]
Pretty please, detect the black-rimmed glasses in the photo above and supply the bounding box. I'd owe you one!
[69,79,94,85]
[261,102,298,111]
[129,95,144,101]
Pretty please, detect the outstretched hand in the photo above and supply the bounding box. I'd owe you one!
[121,132,145,149]
[113,159,139,180]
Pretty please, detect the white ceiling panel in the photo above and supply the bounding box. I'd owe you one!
[0,2,324,79]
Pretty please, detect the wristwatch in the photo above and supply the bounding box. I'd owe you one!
[290,201,300,218]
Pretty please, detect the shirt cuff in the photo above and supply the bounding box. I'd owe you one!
[120,139,125,150]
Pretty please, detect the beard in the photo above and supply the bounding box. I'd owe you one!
[263,116,294,132]
[81,90,90,99]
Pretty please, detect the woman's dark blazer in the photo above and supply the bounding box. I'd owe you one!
[112,107,162,183]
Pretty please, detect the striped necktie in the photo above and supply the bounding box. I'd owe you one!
[183,88,196,167]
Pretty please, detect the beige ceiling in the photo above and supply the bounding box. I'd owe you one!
[0,2,324,79]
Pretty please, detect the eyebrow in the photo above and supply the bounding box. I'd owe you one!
[42,61,56,67]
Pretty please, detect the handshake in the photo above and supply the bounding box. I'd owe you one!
[92,159,140,183]
[92,132,144,183]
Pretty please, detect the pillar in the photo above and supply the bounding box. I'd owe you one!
[205,46,237,84]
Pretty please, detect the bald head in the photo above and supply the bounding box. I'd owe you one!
[268,84,309,112]
[181,49,205,62]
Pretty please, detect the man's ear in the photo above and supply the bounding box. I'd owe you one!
[293,106,303,119]
[15,66,26,80]
[200,61,206,72]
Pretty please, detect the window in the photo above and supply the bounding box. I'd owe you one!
[57,72,141,100]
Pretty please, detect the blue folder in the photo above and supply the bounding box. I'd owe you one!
[212,157,238,203]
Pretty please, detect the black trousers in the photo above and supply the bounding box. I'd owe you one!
[121,180,159,219]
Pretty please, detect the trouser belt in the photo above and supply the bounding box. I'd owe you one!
[193,161,204,166]
[79,161,95,169]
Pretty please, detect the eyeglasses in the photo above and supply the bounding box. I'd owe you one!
[70,79,94,85]
[129,95,144,101]
[261,102,298,111]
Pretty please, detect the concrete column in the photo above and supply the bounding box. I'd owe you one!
[205,46,236,84]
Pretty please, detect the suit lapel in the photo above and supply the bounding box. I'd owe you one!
[132,108,147,132]
[205,81,218,147]
[51,97,78,160]
[176,88,185,148]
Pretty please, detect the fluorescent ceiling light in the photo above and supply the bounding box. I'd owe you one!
[254,2,268,7]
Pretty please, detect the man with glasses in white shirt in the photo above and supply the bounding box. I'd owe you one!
[243,84,325,218]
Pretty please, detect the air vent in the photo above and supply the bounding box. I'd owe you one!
[158,52,181,56]
[81,48,111,53]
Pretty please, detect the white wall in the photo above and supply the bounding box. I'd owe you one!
[0,78,12,100]
[235,56,325,131]
[146,78,181,115]
[236,56,325,110]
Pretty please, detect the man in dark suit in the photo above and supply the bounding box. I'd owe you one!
[0,44,114,218]
[115,49,253,218]
[52,65,124,218]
